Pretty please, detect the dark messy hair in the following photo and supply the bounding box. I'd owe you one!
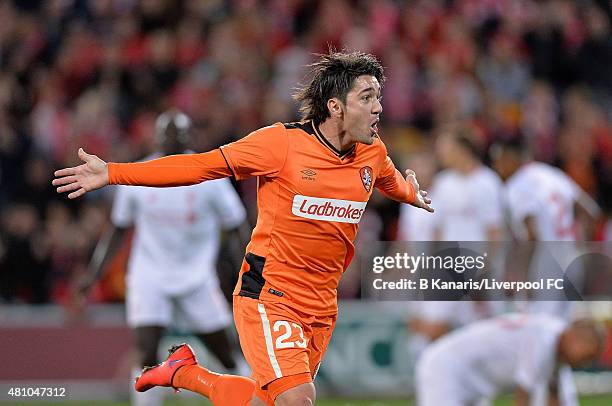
[293,50,385,125]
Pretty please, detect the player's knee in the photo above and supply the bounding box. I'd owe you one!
[274,383,315,406]
[275,395,313,406]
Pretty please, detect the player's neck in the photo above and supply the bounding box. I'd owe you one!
[318,120,355,152]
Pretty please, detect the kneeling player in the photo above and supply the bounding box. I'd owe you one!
[416,314,603,406]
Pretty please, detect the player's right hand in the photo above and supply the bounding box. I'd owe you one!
[53,148,109,199]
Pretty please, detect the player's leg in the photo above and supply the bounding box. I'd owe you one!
[134,326,165,368]
[246,299,339,405]
[195,329,236,369]
[126,277,172,406]
[180,279,248,374]
[274,382,315,406]
[241,298,314,405]
[136,342,260,405]
[234,295,318,404]
[557,364,579,406]
[270,314,335,406]
[135,296,315,406]
[135,294,271,405]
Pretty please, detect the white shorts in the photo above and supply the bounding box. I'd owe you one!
[126,275,232,333]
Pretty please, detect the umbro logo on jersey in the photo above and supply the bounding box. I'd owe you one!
[360,166,373,192]
[268,288,284,297]
[301,168,317,181]
[292,195,367,224]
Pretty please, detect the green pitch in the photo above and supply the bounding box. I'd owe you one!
[7,396,612,406]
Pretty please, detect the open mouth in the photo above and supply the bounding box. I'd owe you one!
[370,120,379,135]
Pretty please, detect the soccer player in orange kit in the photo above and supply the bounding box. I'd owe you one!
[53,51,433,406]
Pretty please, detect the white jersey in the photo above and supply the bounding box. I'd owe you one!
[505,162,579,241]
[505,163,584,320]
[111,152,247,295]
[400,167,504,354]
[398,202,436,241]
[429,166,504,241]
[416,313,566,404]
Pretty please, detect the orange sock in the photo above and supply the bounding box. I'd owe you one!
[172,365,257,405]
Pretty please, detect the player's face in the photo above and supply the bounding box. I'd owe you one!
[342,75,383,146]
[436,133,458,169]
[158,123,188,156]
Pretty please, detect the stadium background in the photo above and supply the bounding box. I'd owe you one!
[0,0,611,404]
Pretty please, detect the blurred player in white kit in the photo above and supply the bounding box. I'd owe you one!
[80,110,250,405]
[399,131,505,354]
[490,138,601,318]
[416,313,604,406]
[424,131,505,242]
[490,138,601,406]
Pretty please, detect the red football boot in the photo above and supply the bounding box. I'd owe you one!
[134,343,197,392]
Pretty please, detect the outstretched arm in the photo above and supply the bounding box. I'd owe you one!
[53,148,232,199]
[54,125,289,199]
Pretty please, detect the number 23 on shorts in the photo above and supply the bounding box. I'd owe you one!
[233,296,318,384]
[273,320,307,349]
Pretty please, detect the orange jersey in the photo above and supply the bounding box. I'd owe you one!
[109,120,415,315]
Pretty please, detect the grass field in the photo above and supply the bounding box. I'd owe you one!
[6,396,612,406]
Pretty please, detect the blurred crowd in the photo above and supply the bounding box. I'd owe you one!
[0,0,611,304]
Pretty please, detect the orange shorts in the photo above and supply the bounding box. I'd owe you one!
[233,295,336,400]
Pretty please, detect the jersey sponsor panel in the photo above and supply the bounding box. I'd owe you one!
[291,195,367,224]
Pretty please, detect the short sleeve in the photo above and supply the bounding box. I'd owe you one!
[111,186,136,228]
[220,123,289,180]
[208,179,247,230]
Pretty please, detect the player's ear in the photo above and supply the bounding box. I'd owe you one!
[327,98,344,118]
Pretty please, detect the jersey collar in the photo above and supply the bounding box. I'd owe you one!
[311,121,356,159]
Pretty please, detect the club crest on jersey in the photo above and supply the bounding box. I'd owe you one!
[360,166,373,192]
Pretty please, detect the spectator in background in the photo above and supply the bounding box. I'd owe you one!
[0,202,50,303]
[577,4,612,110]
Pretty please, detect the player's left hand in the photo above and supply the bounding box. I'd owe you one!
[405,169,434,213]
